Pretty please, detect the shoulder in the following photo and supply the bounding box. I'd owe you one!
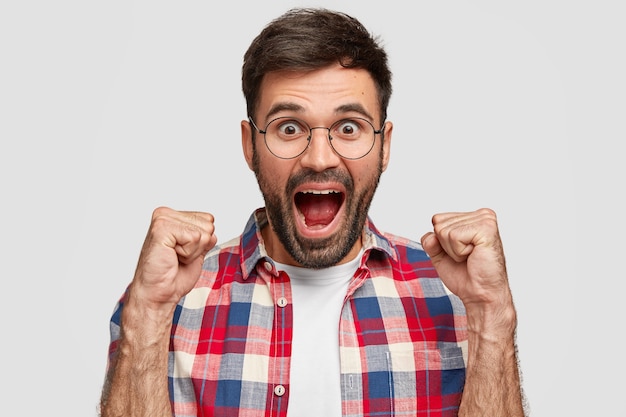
[365,228,456,298]
[196,235,244,287]
[382,230,430,261]
[364,218,429,261]
[366,224,432,268]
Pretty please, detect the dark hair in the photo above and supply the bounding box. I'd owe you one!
[242,7,392,124]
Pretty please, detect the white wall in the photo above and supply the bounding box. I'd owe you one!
[1,1,623,415]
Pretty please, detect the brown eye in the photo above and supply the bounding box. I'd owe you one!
[273,119,307,140]
[332,119,362,140]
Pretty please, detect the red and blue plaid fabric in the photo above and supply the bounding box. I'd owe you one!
[107,208,468,416]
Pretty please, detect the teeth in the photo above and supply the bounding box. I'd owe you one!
[302,190,339,195]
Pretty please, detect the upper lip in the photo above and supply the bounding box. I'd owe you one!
[294,182,346,196]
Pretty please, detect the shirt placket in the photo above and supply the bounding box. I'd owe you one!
[257,259,293,417]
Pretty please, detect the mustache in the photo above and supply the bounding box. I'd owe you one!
[286,168,353,195]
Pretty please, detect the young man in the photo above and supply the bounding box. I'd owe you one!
[100,8,525,417]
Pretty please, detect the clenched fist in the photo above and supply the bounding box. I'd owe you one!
[420,208,515,335]
[129,207,218,312]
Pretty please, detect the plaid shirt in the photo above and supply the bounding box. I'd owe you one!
[107,208,468,416]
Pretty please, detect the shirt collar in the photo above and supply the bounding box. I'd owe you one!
[239,208,397,280]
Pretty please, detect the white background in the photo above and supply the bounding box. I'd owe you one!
[1,1,624,416]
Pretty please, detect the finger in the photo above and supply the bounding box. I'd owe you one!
[173,229,217,264]
[157,207,216,233]
[421,231,463,272]
[420,232,442,260]
[432,219,476,263]
[438,228,475,262]
[431,208,496,229]
[152,207,217,264]
[173,221,217,264]
[430,209,496,262]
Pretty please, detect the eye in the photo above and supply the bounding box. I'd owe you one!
[274,119,308,139]
[332,119,363,139]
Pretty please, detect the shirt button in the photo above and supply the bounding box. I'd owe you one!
[274,385,286,396]
[277,297,288,308]
[264,262,272,272]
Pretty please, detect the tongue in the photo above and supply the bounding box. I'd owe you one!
[297,193,340,227]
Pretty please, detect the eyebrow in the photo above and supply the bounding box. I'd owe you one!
[334,103,374,121]
[264,102,375,123]
[265,102,304,120]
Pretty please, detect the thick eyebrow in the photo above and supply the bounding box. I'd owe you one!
[265,102,305,121]
[264,102,375,123]
[334,103,374,121]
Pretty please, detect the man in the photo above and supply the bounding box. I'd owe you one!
[100,7,525,417]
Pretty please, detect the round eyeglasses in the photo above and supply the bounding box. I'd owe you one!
[249,116,384,160]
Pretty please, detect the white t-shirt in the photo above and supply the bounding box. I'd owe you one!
[274,252,361,417]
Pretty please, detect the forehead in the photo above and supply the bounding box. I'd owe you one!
[257,64,380,122]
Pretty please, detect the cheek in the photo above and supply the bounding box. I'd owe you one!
[254,153,294,192]
[348,160,380,185]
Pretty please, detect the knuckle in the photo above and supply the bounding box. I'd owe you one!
[152,206,172,218]
[478,207,497,219]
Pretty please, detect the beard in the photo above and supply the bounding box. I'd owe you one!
[252,151,383,269]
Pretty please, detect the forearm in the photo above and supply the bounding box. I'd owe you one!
[100,292,175,417]
[459,302,526,417]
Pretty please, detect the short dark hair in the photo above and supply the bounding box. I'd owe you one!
[242,7,392,124]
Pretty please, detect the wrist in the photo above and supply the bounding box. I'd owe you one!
[465,296,517,342]
[120,287,176,349]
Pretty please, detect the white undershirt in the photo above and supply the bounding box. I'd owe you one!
[274,253,361,417]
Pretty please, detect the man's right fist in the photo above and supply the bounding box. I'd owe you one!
[129,207,218,310]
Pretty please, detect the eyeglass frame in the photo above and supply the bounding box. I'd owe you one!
[248,116,385,160]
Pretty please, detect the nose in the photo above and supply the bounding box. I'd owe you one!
[299,127,341,171]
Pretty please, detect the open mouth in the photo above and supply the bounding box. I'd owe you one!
[294,190,345,229]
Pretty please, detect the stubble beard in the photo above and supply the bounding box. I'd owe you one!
[253,153,382,269]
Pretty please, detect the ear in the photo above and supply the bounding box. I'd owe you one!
[381,121,393,172]
[241,120,255,171]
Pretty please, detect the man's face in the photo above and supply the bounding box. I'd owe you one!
[241,64,392,268]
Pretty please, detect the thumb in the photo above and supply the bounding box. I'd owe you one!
[421,232,444,264]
